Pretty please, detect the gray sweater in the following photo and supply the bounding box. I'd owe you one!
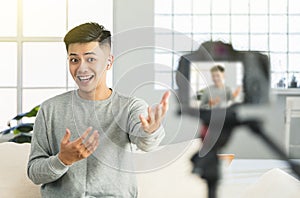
[27,89,165,198]
[200,85,233,109]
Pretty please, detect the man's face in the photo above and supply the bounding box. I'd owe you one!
[68,41,111,94]
[211,70,224,86]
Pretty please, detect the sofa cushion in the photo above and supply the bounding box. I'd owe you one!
[0,142,40,198]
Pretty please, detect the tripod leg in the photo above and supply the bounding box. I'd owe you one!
[207,180,218,198]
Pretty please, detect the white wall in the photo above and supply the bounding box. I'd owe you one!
[113,0,200,147]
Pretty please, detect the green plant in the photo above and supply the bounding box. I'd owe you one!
[0,105,40,143]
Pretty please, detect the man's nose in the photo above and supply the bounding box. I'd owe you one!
[77,60,88,72]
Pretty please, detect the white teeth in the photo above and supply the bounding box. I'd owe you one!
[77,75,94,81]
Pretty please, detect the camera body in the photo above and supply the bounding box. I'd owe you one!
[176,41,270,114]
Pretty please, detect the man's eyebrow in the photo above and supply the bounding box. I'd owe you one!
[69,52,97,56]
[84,52,97,55]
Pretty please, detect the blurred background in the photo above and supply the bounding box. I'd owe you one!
[0,0,299,157]
[0,1,300,197]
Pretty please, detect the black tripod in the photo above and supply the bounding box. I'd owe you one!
[191,107,300,198]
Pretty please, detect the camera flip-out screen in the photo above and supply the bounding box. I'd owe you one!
[189,61,244,109]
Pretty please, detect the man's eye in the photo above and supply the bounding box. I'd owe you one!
[87,58,96,62]
[70,58,79,63]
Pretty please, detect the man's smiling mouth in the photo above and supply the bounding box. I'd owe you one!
[77,75,95,82]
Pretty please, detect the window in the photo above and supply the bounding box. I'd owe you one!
[154,0,300,89]
[0,0,113,129]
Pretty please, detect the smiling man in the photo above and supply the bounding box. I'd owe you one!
[27,22,170,197]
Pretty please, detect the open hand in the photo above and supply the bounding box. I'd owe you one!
[232,86,242,99]
[139,91,170,133]
[58,127,99,165]
[209,97,221,107]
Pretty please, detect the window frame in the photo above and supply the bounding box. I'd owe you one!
[154,0,300,89]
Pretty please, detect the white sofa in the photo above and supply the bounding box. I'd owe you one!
[0,140,299,198]
[0,143,40,198]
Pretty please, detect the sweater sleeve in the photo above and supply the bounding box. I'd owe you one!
[27,106,69,185]
[127,98,165,152]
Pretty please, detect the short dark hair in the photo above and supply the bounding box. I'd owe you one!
[210,65,225,73]
[63,22,111,51]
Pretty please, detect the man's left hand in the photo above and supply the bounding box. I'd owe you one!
[139,91,170,133]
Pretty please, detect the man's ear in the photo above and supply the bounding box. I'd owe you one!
[106,55,114,70]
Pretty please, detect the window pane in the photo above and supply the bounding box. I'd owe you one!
[0,89,16,129]
[23,42,67,87]
[193,16,211,33]
[173,72,179,89]
[270,0,287,14]
[289,35,300,52]
[212,15,230,33]
[270,53,287,72]
[231,0,248,14]
[250,35,268,51]
[173,34,193,51]
[289,53,300,71]
[23,0,66,36]
[289,16,300,33]
[173,52,182,70]
[67,71,77,88]
[0,43,17,86]
[106,69,113,88]
[250,16,268,33]
[231,16,249,33]
[231,34,249,50]
[289,0,300,14]
[174,16,192,33]
[270,16,287,33]
[154,53,173,71]
[0,0,17,36]
[192,34,211,50]
[155,15,172,31]
[154,72,172,90]
[174,0,191,14]
[193,0,211,14]
[22,89,66,112]
[212,0,230,14]
[270,35,287,52]
[155,34,173,50]
[212,34,230,43]
[155,0,172,14]
[68,0,113,31]
[250,0,268,14]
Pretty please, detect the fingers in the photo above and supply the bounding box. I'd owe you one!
[85,133,99,153]
[81,130,99,157]
[148,107,155,123]
[160,91,170,116]
[61,128,71,144]
[160,91,171,105]
[154,104,162,122]
[139,114,149,128]
[74,126,93,145]
[139,91,171,133]
[83,130,99,149]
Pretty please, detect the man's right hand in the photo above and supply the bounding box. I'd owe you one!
[58,127,99,166]
[209,97,221,107]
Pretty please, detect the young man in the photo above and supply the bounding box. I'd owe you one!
[200,65,239,109]
[27,22,170,197]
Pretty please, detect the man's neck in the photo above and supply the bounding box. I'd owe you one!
[215,83,224,89]
[78,86,112,101]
